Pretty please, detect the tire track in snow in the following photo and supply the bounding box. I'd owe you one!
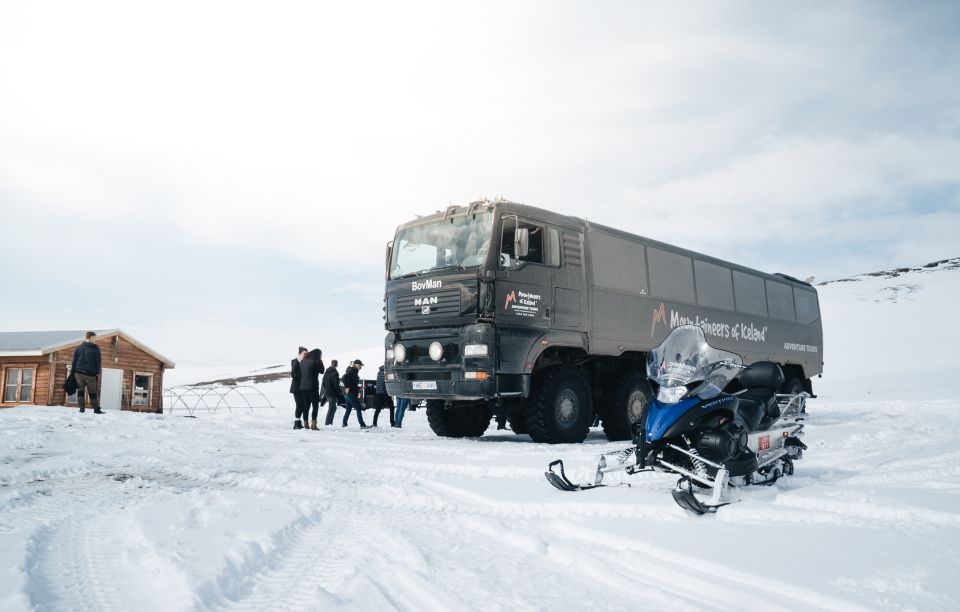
[550,520,872,612]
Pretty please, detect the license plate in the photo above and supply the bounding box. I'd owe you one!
[412,381,438,391]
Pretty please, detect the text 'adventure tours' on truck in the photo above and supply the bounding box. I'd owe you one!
[383,199,823,444]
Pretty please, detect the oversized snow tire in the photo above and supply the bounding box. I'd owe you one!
[522,366,593,444]
[783,377,805,396]
[426,400,492,438]
[601,371,652,441]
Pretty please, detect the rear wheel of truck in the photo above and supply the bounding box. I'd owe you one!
[601,372,652,441]
[426,400,492,438]
[523,366,593,444]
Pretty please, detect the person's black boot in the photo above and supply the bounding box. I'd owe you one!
[79,408,85,413]
[93,409,104,414]
[293,420,303,429]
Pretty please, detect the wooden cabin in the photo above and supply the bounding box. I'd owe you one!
[0,330,175,413]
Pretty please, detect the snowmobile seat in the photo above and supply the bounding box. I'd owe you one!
[735,362,784,431]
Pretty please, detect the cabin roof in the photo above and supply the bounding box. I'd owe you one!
[0,329,175,367]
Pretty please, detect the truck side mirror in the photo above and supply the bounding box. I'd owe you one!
[515,228,529,259]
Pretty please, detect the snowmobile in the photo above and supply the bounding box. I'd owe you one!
[545,324,808,514]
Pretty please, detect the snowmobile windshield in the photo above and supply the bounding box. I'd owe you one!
[647,325,743,396]
[390,211,494,280]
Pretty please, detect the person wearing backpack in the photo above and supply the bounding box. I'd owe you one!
[372,365,394,427]
[322,359,343,426]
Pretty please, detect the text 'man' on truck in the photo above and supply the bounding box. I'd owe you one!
[383,200,823,444]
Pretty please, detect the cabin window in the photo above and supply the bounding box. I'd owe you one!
[766,280,796,322]
[694,260,735,311]
[648,247,695,303]
[501,220,545,266]
[590,233,648,294]
[794,288,820,324]
[733,271,768,316]
[3,367,34,403]
[133,373,153,406]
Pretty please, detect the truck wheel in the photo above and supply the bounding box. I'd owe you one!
[426,400,492,438]
[783,378,805,396]
[523,366,593,444]
[509,410,528,435]
[601,372,651,441]
[782,378,807,413]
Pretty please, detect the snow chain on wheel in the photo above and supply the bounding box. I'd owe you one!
[601,371,652,441]
[521,366,593,444]
[426,400,492,438]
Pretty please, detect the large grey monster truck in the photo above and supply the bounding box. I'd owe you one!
[382,199,823,444]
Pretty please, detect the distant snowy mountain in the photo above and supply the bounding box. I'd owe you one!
[816,257,960,400]
[171,257,960,403]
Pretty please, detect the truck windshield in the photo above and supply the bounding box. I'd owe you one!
[390,211,494,279]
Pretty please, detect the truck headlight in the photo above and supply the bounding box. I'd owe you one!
[463,344,489,357]
[428,341,444,361]
[394,343,406,363]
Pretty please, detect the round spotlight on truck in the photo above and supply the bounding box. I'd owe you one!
[394,343,406,364]
[429,341,444,361]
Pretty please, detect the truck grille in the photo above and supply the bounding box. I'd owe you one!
[396,290,461,319]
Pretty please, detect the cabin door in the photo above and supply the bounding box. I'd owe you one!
[100,368,123,410]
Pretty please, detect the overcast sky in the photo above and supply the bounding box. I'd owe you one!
[2,1,958,369]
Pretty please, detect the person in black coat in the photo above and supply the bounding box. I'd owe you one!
[341,360,369,428]
[372,365,394,426]
[291,347,307,429]
[299,348,324,430]
[322,359,342,426]
[71,331,103,414]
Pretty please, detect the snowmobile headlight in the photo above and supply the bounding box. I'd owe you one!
[393,343,406,363]
[429,341,444,361]
[657,385,688,404]
[463,343,489,357]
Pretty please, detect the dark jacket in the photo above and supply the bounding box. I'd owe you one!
[341,366,360,395]
[375,367,387,395]
[299,357,325,391]
[289,358,301,393]
[71,341,101,376]
[321,367,341,398]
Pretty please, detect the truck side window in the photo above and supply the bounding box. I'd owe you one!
[547,228,560,266]
[501,221,545,266]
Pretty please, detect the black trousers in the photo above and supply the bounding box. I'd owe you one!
[293,390,305,420]
[373,394,394,426]
[300,389,320,421]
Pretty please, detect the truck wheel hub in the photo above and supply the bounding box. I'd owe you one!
[555,389,579,424]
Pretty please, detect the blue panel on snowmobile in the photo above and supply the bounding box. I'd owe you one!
[645,397,700,443]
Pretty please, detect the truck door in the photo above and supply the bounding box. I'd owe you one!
[496,217,553,330]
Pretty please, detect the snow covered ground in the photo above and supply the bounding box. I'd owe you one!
[2,259,959,611]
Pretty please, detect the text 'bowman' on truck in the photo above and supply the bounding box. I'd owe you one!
[382,199,823,444]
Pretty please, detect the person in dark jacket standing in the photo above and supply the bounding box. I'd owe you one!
[322,359,342,426]
[372,365,394,427]
[291,347,307,429]
[341,360,369,428]
[71,331,103,414]
[299,348,324,430]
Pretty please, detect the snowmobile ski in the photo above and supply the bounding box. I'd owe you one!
[544,460,606,491]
